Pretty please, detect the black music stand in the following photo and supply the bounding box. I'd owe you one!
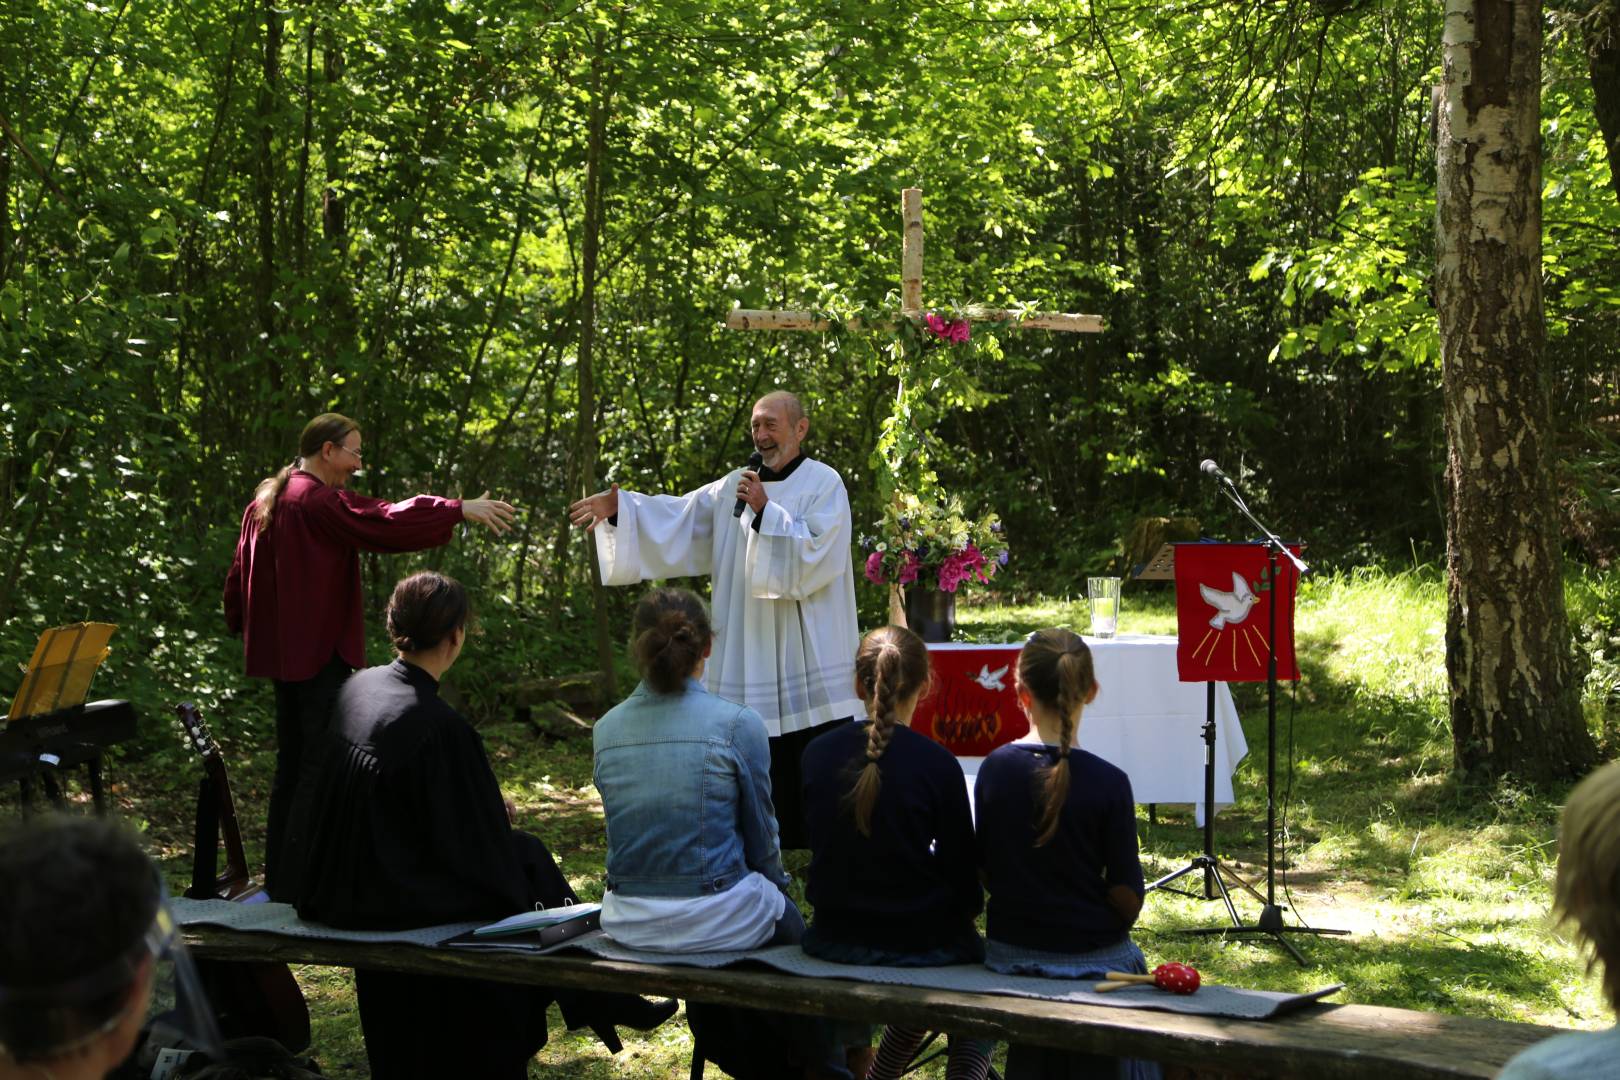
[1146,537,1348,966]
[1141,547,1275,950]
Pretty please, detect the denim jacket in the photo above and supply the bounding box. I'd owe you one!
[593,678,789,898]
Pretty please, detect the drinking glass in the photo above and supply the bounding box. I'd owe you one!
[1087,576,1121,639]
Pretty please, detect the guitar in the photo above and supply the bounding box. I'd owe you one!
[175,702,311,1052]
[175,703,264,902]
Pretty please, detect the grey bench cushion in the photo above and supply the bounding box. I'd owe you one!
[172,898,1338,1020]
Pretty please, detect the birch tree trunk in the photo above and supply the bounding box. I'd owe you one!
[1435,0,1596,782]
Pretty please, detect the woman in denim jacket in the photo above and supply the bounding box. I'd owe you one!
[594,587,846,1078]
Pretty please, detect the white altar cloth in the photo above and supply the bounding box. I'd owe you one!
[925,636,1248,820]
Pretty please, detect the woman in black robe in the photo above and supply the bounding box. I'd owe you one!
[292,570,673,1079]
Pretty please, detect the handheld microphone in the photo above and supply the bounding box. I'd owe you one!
[733,450,765,517]
[1200,459,1231,484]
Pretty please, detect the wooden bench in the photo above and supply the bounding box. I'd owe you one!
[180,924,1561,1080]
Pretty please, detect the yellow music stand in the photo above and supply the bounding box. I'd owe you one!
[7,623,117,722]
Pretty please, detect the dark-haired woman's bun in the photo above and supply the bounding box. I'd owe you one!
[631,589,712,693]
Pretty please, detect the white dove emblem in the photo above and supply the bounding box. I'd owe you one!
[1199,572,1257,629]
[972,664,1009,692]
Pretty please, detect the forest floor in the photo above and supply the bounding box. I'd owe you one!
[79,567,1620,1077]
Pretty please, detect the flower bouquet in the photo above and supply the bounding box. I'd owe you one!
[860,490,1007,595]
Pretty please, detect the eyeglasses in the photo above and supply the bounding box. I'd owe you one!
[336,444,363,461]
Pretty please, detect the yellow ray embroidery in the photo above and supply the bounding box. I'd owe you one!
[1192,628,1214,662]
[1243,627,1262,667]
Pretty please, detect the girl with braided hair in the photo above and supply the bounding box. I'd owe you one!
[974,628,1159,1080]
[800,626,991,1080]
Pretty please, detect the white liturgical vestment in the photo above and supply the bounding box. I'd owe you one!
[593,458,862,737]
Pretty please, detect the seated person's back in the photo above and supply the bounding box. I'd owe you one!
[974,628,1158,1080]
[291,570,671,1080]
[0,816,219,1080]
[800,625,989,1080]
[294,647,542,929]
[799,627,981,955]
[592,586,789,947]
[1499,759,1620,1079]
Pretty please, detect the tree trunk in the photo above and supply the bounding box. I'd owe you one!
[1435,0,1596,783]
[255,0,282,392]
[577,32,618,700]
[1583,1,1620,205]
[0,118,10,290]
[317,26,357,364]
[294,12,314,278]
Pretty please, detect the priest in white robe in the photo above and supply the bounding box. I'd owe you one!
[569,391,861,847]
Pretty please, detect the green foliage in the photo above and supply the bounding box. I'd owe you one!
[3,0,1619,749]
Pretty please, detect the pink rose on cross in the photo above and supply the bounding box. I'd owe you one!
[924,313,971,344]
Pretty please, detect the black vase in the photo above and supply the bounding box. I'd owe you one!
[904,584,957,643]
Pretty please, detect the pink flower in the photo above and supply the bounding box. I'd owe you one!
[898,550,921,585]
[936,545,991,593]
[924,314,971,344]
[864,551,886,585]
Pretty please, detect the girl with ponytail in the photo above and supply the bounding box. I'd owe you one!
[974,628,1159,1080]
[222,411,516,898]
[800,626,991,1080]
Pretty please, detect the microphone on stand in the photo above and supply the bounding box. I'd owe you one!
[1200,459,1232,484]
[733,450,765,518]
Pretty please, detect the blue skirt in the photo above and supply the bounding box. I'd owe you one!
[985,936,1163,1080]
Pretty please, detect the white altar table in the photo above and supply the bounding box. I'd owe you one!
[914,636,1247,818]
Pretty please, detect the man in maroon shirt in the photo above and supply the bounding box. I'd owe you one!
[224,412,514,897]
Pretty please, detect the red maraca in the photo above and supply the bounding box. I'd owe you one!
[1093,962,1201,994]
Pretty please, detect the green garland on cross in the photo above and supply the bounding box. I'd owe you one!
[813,299,1009,597]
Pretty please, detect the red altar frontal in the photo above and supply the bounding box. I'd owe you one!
[911,643,1027,757]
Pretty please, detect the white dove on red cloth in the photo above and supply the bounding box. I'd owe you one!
[1199,571,1257,630]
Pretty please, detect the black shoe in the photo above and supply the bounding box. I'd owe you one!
[612,995,679,1031]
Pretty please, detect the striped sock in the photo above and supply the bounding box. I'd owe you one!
[869,1026,931,1080]
[945,1037,993,1080]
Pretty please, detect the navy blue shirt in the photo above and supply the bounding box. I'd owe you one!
[974,742,1144,952]
[801,721,982,950]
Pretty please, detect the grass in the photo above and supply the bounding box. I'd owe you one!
[69,567,1620,1075]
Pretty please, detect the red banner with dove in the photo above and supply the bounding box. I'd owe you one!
[1173,543,1301,683]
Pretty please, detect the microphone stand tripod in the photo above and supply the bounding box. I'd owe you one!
[1175,471,1348,965]
[1145,683,1275,943]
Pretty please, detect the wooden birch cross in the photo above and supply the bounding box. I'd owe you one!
[725,187,1105,334]
[724,186,1106,625]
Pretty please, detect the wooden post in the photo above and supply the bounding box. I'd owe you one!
[901,187,923,313]
[894,190,919,631]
